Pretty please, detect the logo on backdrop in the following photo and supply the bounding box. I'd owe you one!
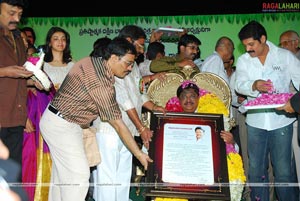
[262,2,299,12]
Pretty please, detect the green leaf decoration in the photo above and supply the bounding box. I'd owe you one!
[144,16,152,24]
[101,17,109,26]
[88,17,95,25]
[174,15,183,24]
[21,13,299,27]
[185,16,190,25]
[158,16,164,24]
[226,15,235,24]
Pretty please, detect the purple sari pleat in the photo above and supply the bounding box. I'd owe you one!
[22,86,55,201]
[23,90,38,201]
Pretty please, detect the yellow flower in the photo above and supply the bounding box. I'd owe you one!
[197,94,229,117]
[196,93,246,183]
[196,92,246,201]
[227,153,246,183]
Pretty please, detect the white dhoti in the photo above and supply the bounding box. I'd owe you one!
[93,126,132,201]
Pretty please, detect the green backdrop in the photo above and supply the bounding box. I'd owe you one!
[21,13,300,63]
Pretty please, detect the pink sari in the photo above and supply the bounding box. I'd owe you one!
[22,86,55,201]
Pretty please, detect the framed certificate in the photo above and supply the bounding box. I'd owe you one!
[154,27,184,42]
[145,111,230,200]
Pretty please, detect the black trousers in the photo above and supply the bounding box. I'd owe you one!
[0,126,24,182]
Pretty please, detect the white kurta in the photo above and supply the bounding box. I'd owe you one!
[235,41,300,130]
[200,51,229,84]
[93,63,149,201]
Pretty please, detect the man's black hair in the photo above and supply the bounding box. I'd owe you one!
[146,42,165,60]
[0,0,27,8]
[176,82,200,97]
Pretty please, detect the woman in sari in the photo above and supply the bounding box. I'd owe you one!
[22,26,74,201]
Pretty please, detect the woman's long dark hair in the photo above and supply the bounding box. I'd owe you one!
[43,26,72,64]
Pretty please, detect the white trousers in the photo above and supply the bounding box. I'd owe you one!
[93,129,132,201]
[40,108,90,201]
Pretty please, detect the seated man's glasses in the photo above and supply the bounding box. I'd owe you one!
[186,45,199,52]
[120,57,135,67]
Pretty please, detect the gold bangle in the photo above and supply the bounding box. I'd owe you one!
[138,126,146,134]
